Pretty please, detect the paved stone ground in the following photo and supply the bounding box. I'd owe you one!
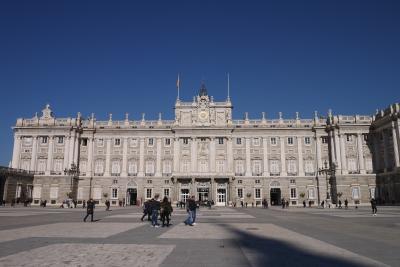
[0,205,399,267]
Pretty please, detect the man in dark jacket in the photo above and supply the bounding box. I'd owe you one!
[184,196,197,226]
[83,198,95,222]
[370,198,377,216]
[141,200,151,221]
[151,194,161,227]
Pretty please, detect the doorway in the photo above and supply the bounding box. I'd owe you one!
[216,188,226,206]
[270,188,281,205]
[198,187,209,202]
[126,188,137,205]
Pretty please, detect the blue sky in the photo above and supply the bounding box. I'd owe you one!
[0,0,399,165]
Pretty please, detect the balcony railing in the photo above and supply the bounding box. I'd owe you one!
[145,173,155,176]
[305,172,315,176]
[111,173,120,177]
[252,172,262,176]
[287,172,298,176]
[94,173,104,176]
[270,172,280,176]
[128,173,138,176]
[235,172,245,176]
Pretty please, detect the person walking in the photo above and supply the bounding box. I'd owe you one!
[151,194,161,227]
[370,198,378,216]
[83,198,95,222]
[321,200,325,208]
[338,200,342,209]
[160,197,173,227]
[82,200,86,209]
[344,199,348,209]
[303,200,306,208]
[141,200,151,221]
[184,195,197,226]
[105,199,110,211]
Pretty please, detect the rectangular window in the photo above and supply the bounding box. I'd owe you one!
[218,137,224,145]
[255,179,260,184]
[346,135,353,142]
[363,134,369,142]
[58,136,64,144]
[290,179,296,184]
[82,138,88,147]
[146,188,152,199]
[115,138,121,146]
[305,160,314,175]
[287,137,293,145]
[270,160,280,175]
[165,138,171,146]
[164,179,170,184]
[305,137,311,145]
[308,188,315,199]
[253,138,260,146]
[352,187,360,199]
[148,138,154,146]
[130,138,138,147]
[237,179,243,184]
[287,159,297,175]
[237,188,243,198]
[252,160,262,175]
[183,138,189,145]
[147,180,152,184]
[23,137,32,146]
[41,136,48,144]
[290,188,297,199]
[236,138,242,145]
[255,188,261,199]
[97,138,104,147]
[112,188,118,199]
[164,188,170,197]
[216,160,225,173]
[270,137,277,145]
[321,136,328,144]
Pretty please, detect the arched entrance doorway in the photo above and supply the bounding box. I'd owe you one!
[126,181,137,206]
[270,181,281,206]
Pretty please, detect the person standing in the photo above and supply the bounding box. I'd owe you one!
[160,197,173,227]
[184,196,197,226]
[370,198,377,216]
[303,200,306,208]
[82,200,86,209]
[338,200,342,209]
[83,198,95,222]
[105,199,110,211]
[151,194,161,227]
[344,199,348,209]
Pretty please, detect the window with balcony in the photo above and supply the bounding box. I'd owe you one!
[165,138,171,146]
[199,160,208,173]
[216,160,225,173]
[183,138,189,145]
[290,188,297,199]
[308,188,315,199]
[270,160,280,175]
[305,160,315,175]
[218,137,224,145]
[253,138,260,146]
[163,160,172,175]
[111,161,121,176]
[164,188,170,197]
[287,159,297,175]
[41,136,48,144]
[94,160,104,176]
[235,160,244,176]
[270,137,277,145]
[146,188,152,199]
[148,138,154,146]
[145,161,155,176]
[236,138,242,145]
[255,188,261,199]
[252,160,262,176]
[287,137,294,145]
[57,136,64,144]
[128,161,138,176]
[321,136,328,144]
[97,138,104,147]
[114,138,121,146]
[181,159,190,172]
[130,138,138,147]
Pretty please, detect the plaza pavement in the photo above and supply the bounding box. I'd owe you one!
[0,205,399,266]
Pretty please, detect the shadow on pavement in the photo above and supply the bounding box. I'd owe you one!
[224,224,374,267]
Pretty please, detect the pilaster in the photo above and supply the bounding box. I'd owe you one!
[245,137,251,176]
[138,138,145,176]
[227,137,233,173]
[45,136,54,175]
[30,136,38,172]
[87,136,94,177]
[11,135,21,169]
[280,137,287,176]
[339,134,348,174]
[262,137,269,176]
[210,137,216,173]
[191,137,197,172]
[104,138,111,176]
[357,133,365,174]
[297,136,304,176]
[155,137,162,176]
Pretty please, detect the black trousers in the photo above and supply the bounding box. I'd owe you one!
[161,212,171,225]
[84,212,94,222]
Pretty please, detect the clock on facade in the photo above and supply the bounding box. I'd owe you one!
[199,111,209,122]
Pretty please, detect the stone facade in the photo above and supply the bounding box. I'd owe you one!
[8,85,399,206]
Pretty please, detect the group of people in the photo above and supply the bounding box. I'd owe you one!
[141,194,174,227]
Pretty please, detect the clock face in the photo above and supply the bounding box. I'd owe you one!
[199,111,209,122]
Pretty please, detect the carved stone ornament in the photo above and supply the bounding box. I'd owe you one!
[40,104,54,120]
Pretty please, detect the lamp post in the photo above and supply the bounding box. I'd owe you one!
[64,163,80,200]
[318,160,336,201]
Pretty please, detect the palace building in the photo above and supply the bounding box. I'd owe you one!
[7,83,400,206]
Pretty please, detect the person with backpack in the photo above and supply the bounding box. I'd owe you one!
[160,197,173,227]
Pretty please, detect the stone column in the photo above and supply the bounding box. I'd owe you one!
[316,135,323,170]
[227,137,233,173]
[104,138,111,176]
[11,135,21,169]
[262,137,269,176]
[297,136,304,176]
[334,131,342,171]
[210,137,216,173]
[173,137,180,173]
[30,136,38,172]
[357,133,365,174]
[245,138,251,176]
[63,134,70,170]
[121,137,128,177]
[46,136,54,175]
[155,137,162,176]
[87,136,94,177]
[382,131,390,171]
[339,134,348,174]
[138,138,145,176]
[73,132,79,165]
[191,137,197,172]
[392,121,400,168]
[68,131,76,166]
[280,137,287,176]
